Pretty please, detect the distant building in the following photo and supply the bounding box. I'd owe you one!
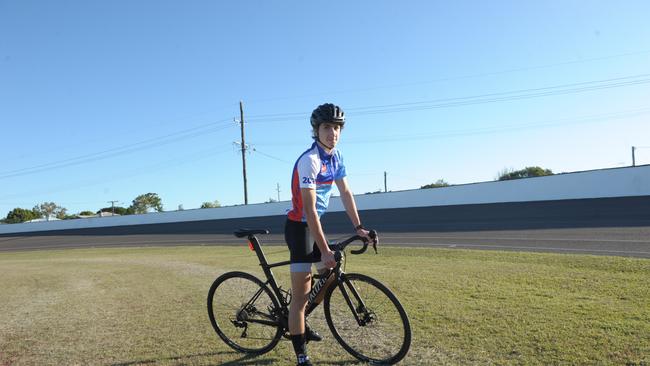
[26,215,60,223]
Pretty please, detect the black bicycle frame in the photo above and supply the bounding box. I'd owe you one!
[244,234,352,322]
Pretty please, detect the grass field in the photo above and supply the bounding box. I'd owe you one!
[0,245,648,365]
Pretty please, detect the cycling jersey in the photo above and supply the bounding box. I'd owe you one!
[287,141,346,222]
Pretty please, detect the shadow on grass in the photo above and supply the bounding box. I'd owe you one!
[110,351,279,366]
[110,350,363,366]
[318,361,364,366]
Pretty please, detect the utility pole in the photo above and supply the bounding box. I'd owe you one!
[107,200,118,216]
[239,100,249,205]
[632,146,636,167]
[384,171,388,193]
[276,183,281,202]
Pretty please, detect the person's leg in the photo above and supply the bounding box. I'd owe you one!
[285,219,317,364]
[289,270,311,335]
[289,268,312,365]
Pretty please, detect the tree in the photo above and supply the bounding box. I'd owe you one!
[97,206,130,216]
[129,193,163,214]
[79,211,96,216]
[420,179,450,189]
[364,190,384,194]
[60,212,78,220]
[56,208,68,220]
[5,207,40,224]
[33,202,66,221]
[498,166,553,181]
[200,200,221,209]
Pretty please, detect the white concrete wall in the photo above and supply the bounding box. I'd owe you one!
[338,164,650,211]
[2,165,649,235]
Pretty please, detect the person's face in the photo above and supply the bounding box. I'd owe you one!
[318,122,341,148]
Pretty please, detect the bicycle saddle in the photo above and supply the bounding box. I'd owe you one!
[233,228,270,238]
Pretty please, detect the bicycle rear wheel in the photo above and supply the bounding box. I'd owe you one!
[324,273,411,365]
[207,271,282,354]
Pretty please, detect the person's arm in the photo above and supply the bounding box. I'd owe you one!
[301,188,336,268]
[336,177,370,238]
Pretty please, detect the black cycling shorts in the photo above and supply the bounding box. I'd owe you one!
[285,218,321,265]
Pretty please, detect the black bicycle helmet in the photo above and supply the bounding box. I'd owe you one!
[310,103,345,128]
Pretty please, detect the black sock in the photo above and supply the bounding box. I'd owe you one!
[290,333,307,362]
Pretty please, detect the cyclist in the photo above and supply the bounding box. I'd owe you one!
[285,103,373,366]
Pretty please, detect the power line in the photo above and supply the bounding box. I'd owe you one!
[251,147,292,164]
[0,146,233,201]
[4,68,648,206]
[241,49,650,105]
[346,74,650,112]
[251,106,650,147]
[345,106,650,144]
[0,119,234,180]
[1,122,232,178]
[245,73,650,123]
[355,79,650,116]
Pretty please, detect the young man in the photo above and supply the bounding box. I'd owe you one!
[285,103,372,366]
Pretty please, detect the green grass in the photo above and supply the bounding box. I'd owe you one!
[0,245,648,365]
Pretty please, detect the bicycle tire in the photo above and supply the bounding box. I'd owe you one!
[324,273,411,365]
[207,271,283,354]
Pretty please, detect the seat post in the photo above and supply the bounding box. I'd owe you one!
[248,235,282,294]
[248,235,269,267]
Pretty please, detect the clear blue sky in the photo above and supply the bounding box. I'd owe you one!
[1,1,649,216]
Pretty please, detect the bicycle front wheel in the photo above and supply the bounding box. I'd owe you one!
[207,271,282,354]
[324,273,411,365]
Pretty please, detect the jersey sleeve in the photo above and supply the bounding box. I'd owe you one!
[297,154,319,189]
[334,152,347,180]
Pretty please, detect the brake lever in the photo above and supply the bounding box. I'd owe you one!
[369,230,378,254]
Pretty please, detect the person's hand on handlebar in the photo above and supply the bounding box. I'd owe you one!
[321,247,337,268]
[355,225,379,246]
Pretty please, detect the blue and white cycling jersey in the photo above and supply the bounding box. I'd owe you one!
[287,142,346,222]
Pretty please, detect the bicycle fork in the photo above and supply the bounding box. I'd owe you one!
[338,277,375,326]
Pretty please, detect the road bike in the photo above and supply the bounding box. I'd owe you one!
[207,228,411,365]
